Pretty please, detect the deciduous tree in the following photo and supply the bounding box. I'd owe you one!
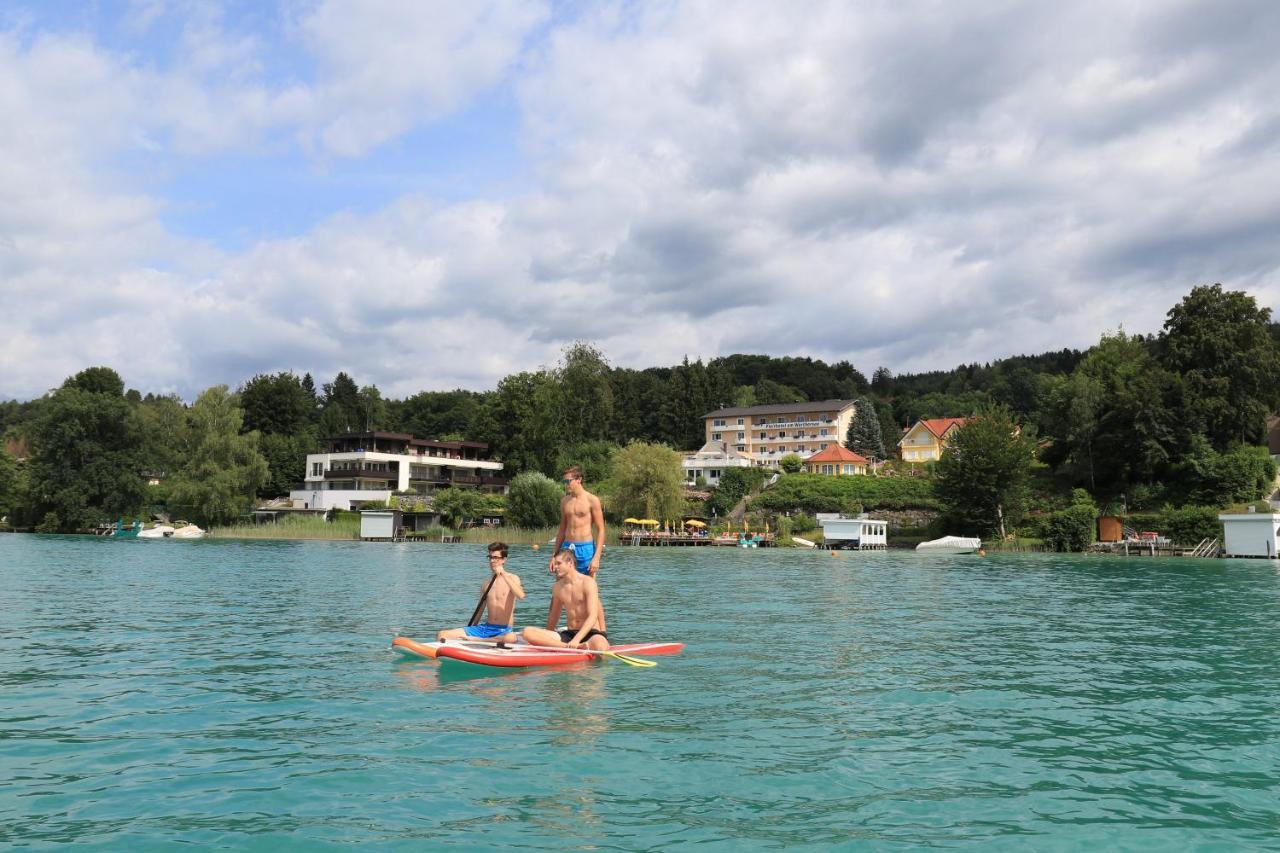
[609,442,685,521]
[167,386,268,526]
[934,405,1037,538]
[1159,284,1280,448]
[506,472,563,528]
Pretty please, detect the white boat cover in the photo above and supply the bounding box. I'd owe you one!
[916,536,982,551]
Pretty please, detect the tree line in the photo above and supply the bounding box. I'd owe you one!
[1,283,1277,534]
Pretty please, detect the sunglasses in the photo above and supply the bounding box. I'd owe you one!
[488,554,503,560]
[561,477,579,485]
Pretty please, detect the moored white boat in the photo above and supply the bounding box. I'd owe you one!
[137,525,175,539]
[171,524,206,539]
[916,536,982,554]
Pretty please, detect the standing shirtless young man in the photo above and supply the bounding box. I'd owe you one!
[550,465,607,631]
[523,549,609,651]
[437,541,525,644]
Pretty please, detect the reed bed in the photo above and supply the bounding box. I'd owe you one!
[209,515,360,540]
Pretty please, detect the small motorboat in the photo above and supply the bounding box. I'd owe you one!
[137,525,175,539]
[916,536,982,554]
[171,523,206,539]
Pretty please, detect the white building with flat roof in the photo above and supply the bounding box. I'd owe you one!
[1218,511,1280,559]
[289,431,506,511]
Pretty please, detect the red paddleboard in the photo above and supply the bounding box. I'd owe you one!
[391,636,683,668]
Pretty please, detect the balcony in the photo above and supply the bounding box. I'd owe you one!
[324,465,398,480]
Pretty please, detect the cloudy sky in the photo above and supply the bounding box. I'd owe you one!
[3,0,1279,401]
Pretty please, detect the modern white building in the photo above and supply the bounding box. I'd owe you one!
[289,431,507,511]
[682,440,755,486]
[1218,511,1280,559]
[816,513,888,550]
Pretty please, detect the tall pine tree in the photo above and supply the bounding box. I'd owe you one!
[845,398,887,461]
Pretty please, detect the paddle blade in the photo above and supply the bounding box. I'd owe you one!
[602,651,657,667]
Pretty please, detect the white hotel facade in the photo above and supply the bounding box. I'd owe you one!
[683,400,858,486]
[290,431,507,511]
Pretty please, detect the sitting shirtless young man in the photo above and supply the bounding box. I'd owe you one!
[437,541,525,644]
[522,549,609,651]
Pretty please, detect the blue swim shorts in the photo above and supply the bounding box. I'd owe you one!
[463,623,515,639]
[562,540,595,575]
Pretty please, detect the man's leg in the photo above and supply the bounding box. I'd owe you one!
[522,626,566,647]
[586,633,610,651]
[437,627,468,642]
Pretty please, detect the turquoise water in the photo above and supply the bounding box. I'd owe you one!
[2,536,1280,850]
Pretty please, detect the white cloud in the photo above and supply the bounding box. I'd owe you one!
[3,1,1280,402]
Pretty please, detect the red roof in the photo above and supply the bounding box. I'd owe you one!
[806,444,868,464]
[919,418,971,439]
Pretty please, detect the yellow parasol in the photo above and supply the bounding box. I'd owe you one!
[685,519,706,528]
[637,519,659,526]
[623,517,641,524]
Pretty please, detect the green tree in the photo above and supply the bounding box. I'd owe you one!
[779,454,803,474]
[1159,284,1280,448]
[609,442,685,521]
[135,394,191,479]
[65,366,126,397]
[0,447,18,521]
[240,372,312,435]
[431,486,484,528]
[1169,438,1276,506]
[318,372,362,436]
[28,371,146,532]
[484,370,562,474]
[556,342,615,445]
[1048,332,1179,497]
[506,472,563,528]
[934,405,1038,538]
[845,398,887,461]
[555,440,617,484]
[258,430,315,498]
[167,386,269,526]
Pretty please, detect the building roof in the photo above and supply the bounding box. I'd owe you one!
[704,399,856,419]
[805,444,869,464]
[900,418,972,444]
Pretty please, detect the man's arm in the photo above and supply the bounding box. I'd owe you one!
[568,579,602,647]
[501,571,526,599]
[550,498,569,569]
[589,495,605,576]
[544,589,563,631]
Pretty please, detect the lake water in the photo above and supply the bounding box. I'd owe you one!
[2,535,1279,850]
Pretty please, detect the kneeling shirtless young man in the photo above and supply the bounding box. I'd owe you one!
[523,549,609,651]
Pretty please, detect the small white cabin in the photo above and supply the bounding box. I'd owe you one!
[1218,511,1280,559]
[360,510,403,541]
[817,513,887,550]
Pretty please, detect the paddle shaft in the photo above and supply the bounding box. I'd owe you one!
[467,574,500,627]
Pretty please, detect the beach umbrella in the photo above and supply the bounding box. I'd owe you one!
[623,517,641,524]
[685,519,706,527]
[638,519,659,526]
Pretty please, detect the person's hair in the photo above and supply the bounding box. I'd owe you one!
[552,548,575,565]
[487,541,508,558]
[562,465,583,481]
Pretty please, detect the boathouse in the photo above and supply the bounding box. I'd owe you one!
[1218,510,1280,559]
[817,513,887,550]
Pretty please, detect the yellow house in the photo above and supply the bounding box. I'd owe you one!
[898,418,971,462]
[804,444,869,475]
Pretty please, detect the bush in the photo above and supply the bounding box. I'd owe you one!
[790,512,816,533]
[752,473,938,514]
[706,467,771,517]
[1157,506,1221,545]
[1043,490,1097,552]
[1043,506,1095,551]
[507,472,563,528]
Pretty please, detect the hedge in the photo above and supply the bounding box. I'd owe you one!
[751,473,939,514]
